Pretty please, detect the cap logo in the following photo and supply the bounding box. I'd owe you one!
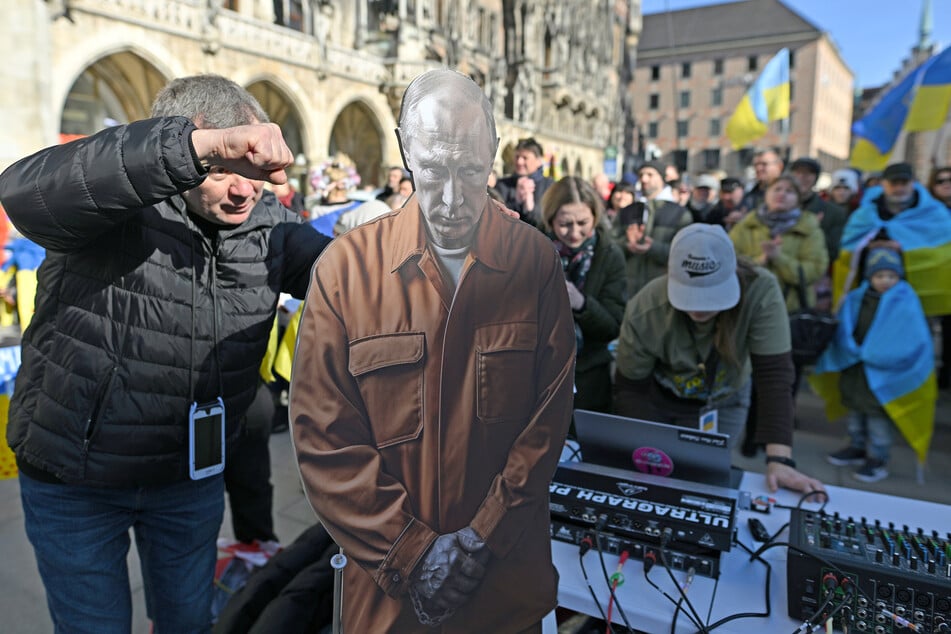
[682,253,720,278]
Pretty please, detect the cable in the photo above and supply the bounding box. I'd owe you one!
[659,529,709,634]
[594,526,635,633]
[774,489,830,513]
[564,441,582,462]
[705,575,719,625]
[700,537,772,631]
[790,574,839,634]
[668,566,695,634]
[642,552,705,632]
[578,536,615,634]
[605,551,629,634]
[754,490,828,562]
[755,541,875,609]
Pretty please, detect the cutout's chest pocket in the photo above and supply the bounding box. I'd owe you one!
[349,332,425,448]
[475,322,537,424]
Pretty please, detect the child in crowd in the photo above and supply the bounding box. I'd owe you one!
[812,246,936,483]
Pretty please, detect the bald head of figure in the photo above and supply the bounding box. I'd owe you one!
[397,70,499,249]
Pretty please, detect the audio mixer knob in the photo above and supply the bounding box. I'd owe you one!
[893,552,901,566]
[876,550,884,563]
[910,556,918,570]
[928,559,936,574]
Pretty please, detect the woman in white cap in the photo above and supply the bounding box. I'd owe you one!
[614,223,825,496]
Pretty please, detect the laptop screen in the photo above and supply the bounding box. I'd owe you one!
[573,409,737,488]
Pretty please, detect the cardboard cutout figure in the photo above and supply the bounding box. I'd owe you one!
[290,69,575,632]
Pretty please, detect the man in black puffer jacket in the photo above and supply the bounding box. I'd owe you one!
[0,75,331,633]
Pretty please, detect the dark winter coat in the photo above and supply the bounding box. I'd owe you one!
[0,116,331,486]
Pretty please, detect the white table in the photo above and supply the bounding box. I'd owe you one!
[553,471,951,633]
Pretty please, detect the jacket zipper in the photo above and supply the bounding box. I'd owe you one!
[81,364,119,464]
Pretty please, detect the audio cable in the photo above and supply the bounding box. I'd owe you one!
[604,551,630,634]
[641,550,706,633]
[659,528,709,634]
[695,536,772,632]
[754,541,874,613]
[792,574,841,634]
[594,521,636,633]
[578,535,615,634]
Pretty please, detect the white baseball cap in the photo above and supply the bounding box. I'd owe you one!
[667,224,740,312]
[830,169,859,194]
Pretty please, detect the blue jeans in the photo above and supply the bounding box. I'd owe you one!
[846,411,894,462]
[20,472,224,634]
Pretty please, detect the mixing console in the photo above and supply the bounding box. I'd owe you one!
[787,508,951,632]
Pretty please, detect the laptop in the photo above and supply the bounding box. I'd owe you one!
[573,409,741,489]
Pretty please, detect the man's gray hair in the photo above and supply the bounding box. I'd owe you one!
[151,74,269,128]
[398,69,496,146]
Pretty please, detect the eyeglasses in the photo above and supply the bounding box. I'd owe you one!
[936,177,951,186]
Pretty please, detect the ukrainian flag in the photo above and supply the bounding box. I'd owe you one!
[726,48,790,150]
[831,184,951,316]
[810,280,935,463]
[905,45,951,132]
[851,45,951,171]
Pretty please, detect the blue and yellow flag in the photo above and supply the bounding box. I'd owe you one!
[905,45,951,132]
[831,184,951,316]
[726,48,790,150]
[809,280,935,463]
[851,44,951,171]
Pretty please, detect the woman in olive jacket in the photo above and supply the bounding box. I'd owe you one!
[542,177,626,413]
[730,175,829,312]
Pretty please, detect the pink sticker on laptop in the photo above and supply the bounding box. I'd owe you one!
[631,446,674,477]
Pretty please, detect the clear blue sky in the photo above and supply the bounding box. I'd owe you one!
[641,0,951,89]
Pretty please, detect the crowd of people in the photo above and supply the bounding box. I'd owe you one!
[0,68,949,632]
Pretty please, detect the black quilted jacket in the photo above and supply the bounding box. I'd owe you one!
[0,116,330,486]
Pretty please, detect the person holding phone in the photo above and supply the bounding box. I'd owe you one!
[619,161,692,298]
[0,75,331,632]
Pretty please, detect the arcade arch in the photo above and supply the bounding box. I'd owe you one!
[60,52,167,137]
[329,101,384,188]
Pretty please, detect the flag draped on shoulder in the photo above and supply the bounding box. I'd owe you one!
[726,48,790,150]
[831,184,951,316]
[851,45,951,171]
[809,280,935,463]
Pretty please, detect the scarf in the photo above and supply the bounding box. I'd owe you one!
[555,234,597,290]
[553,233,597,352]
[756,206,801,238]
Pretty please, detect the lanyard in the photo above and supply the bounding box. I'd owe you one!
[686,315,720,406]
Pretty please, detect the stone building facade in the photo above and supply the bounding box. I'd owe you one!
[633,0,854,178]
[3,0,641,192]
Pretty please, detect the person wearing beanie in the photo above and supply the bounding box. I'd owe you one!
[614,223,826,497]
[812,245,936,483]
[617,162,692,298]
